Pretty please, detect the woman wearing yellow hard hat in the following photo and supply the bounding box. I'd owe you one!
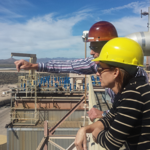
[75,37,150,150]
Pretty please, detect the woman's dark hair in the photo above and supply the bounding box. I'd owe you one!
[118,68,132,91]
[107,63,134,92]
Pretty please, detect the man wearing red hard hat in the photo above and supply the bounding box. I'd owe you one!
[14,21,148,121]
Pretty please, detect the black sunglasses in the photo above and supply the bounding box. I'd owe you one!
[89,46,100,51]
[97,65,114,74]
[97,67,111,72]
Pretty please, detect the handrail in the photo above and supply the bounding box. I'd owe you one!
[87,75,105,150]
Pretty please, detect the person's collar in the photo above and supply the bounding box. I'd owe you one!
[122,76,146,92]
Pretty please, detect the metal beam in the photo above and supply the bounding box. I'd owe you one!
[11,53,36,58]
[44,121,48,150]
[66,142,77,150]
[66,134,90,150]
[49,135,76,139]
[95,92,102,110]
[36,121,48,150]
[48,139,65,150]
[15,99,83,102]
[36,137,47,150]
[94,89,105,92]
[10,91,85,94]
[100,92,110,110]
[49,95,85,135]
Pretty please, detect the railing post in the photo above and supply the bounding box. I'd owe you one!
[44,120,48,150]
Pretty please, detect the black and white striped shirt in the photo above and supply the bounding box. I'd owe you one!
[97,76,150,150]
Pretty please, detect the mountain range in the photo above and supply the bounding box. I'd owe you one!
[0,57,79,64]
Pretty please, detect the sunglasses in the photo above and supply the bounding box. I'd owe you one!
[89,46,101,51]
[97,65,114,74]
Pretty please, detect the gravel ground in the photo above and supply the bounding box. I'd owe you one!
[0,72,25,84]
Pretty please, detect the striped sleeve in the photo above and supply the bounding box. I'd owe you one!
[99,108,115,130]
[37,57,97,74]
[97,89,143,149]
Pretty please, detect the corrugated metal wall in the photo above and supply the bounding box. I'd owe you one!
[7,128,78,150]
[7,110,86,150]
[16,110,84,122]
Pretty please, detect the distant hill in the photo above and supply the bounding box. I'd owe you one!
[0,57,79,64]
[36,57,78,63]
[0,58,17,64]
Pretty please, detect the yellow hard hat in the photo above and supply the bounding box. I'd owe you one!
[92,37,144,67]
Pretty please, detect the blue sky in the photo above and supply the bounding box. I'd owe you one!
[0,0,149,59]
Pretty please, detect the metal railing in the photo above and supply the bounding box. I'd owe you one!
[10,111,39,125]
[87,75,106,150]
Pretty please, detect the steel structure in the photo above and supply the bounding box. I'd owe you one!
[5,53,91,149]
[34,75,112,150]
[8,73,86,126]
[5,71,112,150]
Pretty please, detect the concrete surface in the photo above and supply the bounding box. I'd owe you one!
[0,84,17,106]
[0,83,16,136]
[0,105,10,135]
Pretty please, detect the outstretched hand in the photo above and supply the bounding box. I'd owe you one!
[14,59,38,72]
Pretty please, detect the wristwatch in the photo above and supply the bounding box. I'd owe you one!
[102,111,107,117]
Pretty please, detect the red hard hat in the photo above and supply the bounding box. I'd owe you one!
[88,21,118,42]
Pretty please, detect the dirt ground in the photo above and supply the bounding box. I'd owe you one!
[0,71,27,104]
[0,71,27,84]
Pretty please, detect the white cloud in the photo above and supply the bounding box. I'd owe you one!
[0,0,149,60]
[102,1,149,14]
[112,16,148,37]
[0,0,34,9]
[0,10,90,59]
[0,5,23,18]
[0,0,34,21]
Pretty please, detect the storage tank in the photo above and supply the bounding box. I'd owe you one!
[125,7,150,56]
[125,31,150,56]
